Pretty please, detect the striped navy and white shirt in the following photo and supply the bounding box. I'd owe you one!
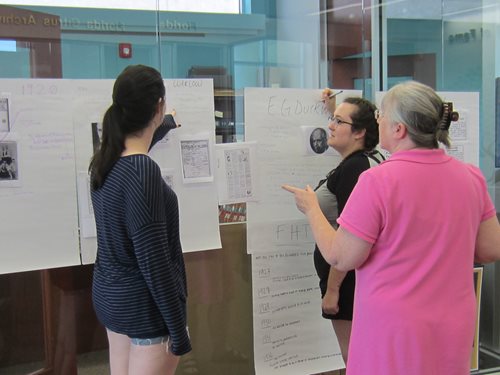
[91,119,191,356]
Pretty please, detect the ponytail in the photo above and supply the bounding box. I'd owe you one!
[88,65,166,190]
[383,81,459,149]
[89,103,125,190]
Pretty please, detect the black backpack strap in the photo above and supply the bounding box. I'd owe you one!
[364,150,385,166]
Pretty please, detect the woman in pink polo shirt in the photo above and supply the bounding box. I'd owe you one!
[283,80,500,374]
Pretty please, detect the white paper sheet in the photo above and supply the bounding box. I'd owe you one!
[0,95,80,273]
[179,135,213,183]
[245,87,361,253]
[74,79,222,261]
[215,141,259,204]
[252,250,344,375]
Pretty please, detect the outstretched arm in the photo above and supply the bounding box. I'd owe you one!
[282,184,337,260]
[282,184,372,271]
[150,111,181,150]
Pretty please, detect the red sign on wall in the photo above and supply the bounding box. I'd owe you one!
[118,43,132,58]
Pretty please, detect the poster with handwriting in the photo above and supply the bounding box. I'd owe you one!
[252,250,344,375]
[0,78,221,273]
[244,87,361,253]
[0,93,80,273]
[73,79,221,262]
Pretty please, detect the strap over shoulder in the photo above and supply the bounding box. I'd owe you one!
[364,149,385,167]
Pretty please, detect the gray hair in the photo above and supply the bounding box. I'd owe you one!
[382,81,451,148]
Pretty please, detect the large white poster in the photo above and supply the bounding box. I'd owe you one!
[0,78,221,273]
[74,79,222,262]
[0,93,80,273]
[252,250,344,375]
[245,87,361,375]
[156,79,221,252]
[245,87,361,254]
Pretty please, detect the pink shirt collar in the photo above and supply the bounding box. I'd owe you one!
[385,148,451,165]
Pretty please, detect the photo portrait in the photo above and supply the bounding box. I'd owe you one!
[0,139,19,183]
[310,127,328,154]
[300,126,334,156]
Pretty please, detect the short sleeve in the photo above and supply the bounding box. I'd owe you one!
[468,164,496,222]
[337,170,384,244]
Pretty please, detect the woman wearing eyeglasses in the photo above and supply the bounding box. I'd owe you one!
[313,91,384,368]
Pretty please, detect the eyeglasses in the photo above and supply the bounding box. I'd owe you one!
[375,109,384,120]
[328,115,353,126]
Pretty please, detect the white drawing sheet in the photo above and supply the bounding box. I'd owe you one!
[245,87,361,254]
[0,78,221,273]
[245,87,361,375]
[252,250,344,375]
[0,94,80,273]
[75,79,222,262]
[215,141,259,204]
[161,79,221,252]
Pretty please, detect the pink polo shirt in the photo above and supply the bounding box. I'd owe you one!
[337,148,495,375]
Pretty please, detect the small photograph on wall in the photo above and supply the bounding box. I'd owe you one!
[0,98,10,132]
[91,122,103,154]
[300,126,336,156]
[0,135,20,187]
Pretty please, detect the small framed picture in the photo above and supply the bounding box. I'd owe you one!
[300,126,335,156]
[0,133,20,187]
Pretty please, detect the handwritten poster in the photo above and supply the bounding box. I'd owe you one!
[161,79,221,252]
[0,78,221,273]
[0,93,80,273]
[253,250,344,375]
[244,88,360,375]
[74,79,222,262]
[244,87,361,253]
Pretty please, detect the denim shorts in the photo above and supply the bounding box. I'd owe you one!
[131,335,170,348]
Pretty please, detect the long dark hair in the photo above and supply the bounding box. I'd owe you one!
[343,97,379,151]
[89,65,165,190]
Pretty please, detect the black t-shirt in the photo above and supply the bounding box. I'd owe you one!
[314,149,384,320]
